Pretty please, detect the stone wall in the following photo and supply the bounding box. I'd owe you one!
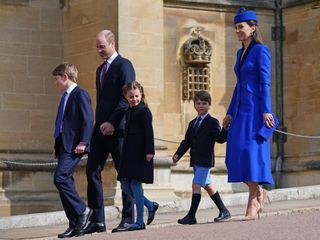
[118,0,165,140]
[281,1,320,187]
[0,0,63,152]
[62,0,118,107]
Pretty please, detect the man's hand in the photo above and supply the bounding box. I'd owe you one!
[100,122,115,135]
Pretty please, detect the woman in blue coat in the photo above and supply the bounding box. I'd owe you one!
[223,8,275,220]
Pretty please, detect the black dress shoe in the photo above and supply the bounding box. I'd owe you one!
[58,227,76,238]
[147,202,159,225]
[112,222,130,233]
[82,222,106,234]
[114,223,146,232]
[214,210,231,222]
[177,215,197,225]
[128,223,146,231]
[75,207,92,232]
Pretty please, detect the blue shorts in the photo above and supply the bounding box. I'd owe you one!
[192,165,212,187]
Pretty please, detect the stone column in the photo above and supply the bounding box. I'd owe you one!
[118,0,165,141]
[112,0,177,202]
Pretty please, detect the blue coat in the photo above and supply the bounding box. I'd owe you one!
[226,41,274,185]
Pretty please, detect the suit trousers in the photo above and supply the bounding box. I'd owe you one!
[86,128,134,223]
[54,137,86,227]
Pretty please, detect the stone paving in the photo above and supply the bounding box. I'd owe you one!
[0,198,319,239]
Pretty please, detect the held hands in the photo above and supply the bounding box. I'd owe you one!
[172,154,179,163]
[74,142,86,154]
[263,113,275,128]
[146,154,154,162]
[222,115,232,129]
[100,122,115,135]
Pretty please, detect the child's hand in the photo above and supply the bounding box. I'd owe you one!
[146,154,154,162]
[172,154,179,163]
[74,143,86,154]
[100,122,114,135]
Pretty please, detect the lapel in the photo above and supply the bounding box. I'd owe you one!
[193,114,209,136]
[63,86,79,118]
[100,55,121,92]
[96,63,103,93]
[237,40,256,73]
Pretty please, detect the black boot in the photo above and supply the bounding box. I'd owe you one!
[211,191,231,222]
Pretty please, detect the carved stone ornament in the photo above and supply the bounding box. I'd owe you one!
[183,27,212,65]
[182,27,212,101]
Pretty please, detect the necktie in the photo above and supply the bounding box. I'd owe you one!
[100,61,108,87]
[54,92,67,139]
[193,117,202,130]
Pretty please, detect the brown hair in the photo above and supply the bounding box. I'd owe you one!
[247,20,263,44]
[194,90,211,105]
[122,81,147,106]
[52,62,78,82]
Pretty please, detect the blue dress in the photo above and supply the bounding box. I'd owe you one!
[226,41,274,185]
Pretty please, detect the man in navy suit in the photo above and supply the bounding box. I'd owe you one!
[82,30,135,234]
[52,63,94,238]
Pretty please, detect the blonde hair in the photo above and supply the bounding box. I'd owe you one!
[122,81,147,106]
[52,62,78,82]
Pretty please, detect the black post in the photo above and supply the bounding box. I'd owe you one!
[273,0,285,188]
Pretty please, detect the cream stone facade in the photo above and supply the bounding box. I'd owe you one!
[0,0,319,216]
[281,2,320,187]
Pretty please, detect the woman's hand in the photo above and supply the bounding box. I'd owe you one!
[222,115,232,129]
[263,113,275,128]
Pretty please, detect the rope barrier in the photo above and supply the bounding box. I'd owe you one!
[0,129,319,169]
[274,129,320,139]
[155,138,180,144]
[156,129,320,144]
[0,160,57,167]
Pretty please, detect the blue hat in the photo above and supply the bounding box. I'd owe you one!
[234,7,258,24]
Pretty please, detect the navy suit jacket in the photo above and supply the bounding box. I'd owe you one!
[175,114,227,168]
[95,55,135,133]
[55,86,94,153]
